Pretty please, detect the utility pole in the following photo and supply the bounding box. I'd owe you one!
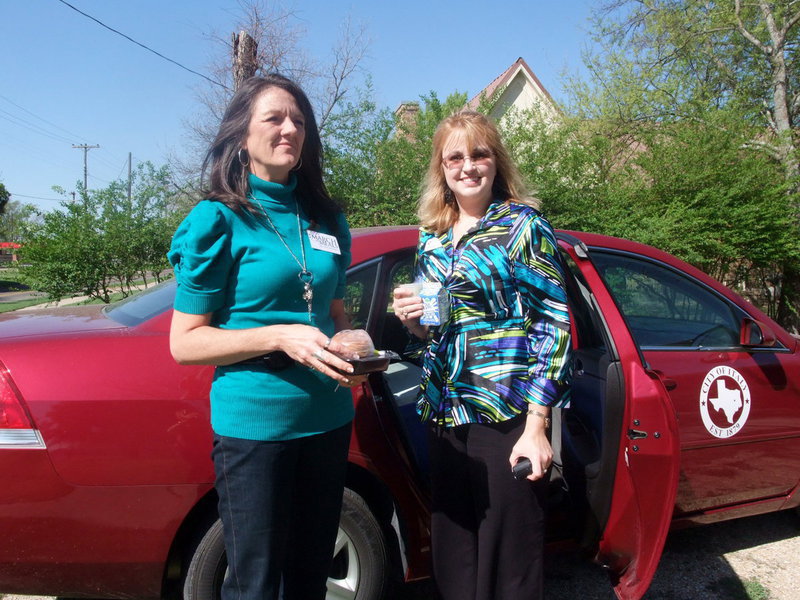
[72,144,100,190]
[127,152,132,202]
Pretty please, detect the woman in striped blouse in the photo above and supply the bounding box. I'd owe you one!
[393,109,572,600]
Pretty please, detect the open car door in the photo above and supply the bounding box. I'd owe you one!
[599,360,680,599]
[559,234,681,599]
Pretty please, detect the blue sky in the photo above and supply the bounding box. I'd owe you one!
[1,0,595,212]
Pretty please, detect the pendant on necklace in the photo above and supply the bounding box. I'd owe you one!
[299,270,314,319]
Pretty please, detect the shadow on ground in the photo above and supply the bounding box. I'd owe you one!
[396,510,800,599]
[0,512,796,600]
[0,278,29,293]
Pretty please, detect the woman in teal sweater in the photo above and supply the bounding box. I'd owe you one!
[168,74,364,600]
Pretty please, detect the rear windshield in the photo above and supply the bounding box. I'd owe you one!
[103,279,176,327]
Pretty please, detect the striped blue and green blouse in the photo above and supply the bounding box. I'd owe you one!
[413,200,572,427]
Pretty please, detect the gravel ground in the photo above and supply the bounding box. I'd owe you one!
[403,509,800,599]
[540,510,800,600]
[3,510,798,600]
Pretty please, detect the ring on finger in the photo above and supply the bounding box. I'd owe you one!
[323,338,331,349]
[402,310,408,318]
[313,349,325,361]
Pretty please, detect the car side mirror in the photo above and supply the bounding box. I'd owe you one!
[740,318,777,348]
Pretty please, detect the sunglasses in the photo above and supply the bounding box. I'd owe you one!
[441,148,494,170]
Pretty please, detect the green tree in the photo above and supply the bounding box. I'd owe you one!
[0,182,9,214]
[325,90,468,227]
[0,200,39,242]
[323,83,396,225]
[21,162,180,302]
[501,106,624,233]
[565,0,800,329]
[500,104,794,318]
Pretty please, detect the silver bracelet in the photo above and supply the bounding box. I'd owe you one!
[527,407,551,428]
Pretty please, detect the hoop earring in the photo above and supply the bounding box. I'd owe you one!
[291,157,303,172]
[237,148,250,167]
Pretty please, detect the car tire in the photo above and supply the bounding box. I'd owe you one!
[329,488,391,600]
[183,488,391,600]
[183,516,226,600]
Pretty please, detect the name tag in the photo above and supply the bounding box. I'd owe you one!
[308,231,341,254]
[424,237,443,252]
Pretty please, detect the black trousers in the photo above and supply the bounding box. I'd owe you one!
[212,423,351,600]
[428,416,546,600]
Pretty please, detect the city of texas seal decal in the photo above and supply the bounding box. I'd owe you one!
[699,366,751,439]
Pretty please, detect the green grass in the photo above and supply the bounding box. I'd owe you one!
[710,576,771,600]
[0,298,50,313]
[0,266,151,313]
[74,291,127,305]
[0,267,28,292]
[0,267,48,312]
[742,579,771,600]
[0,289,132,313]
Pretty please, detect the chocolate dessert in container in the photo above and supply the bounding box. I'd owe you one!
[331,329,399,374]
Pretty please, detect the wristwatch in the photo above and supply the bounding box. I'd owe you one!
[527,407,551,428]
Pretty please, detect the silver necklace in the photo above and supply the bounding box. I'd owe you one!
[255,199,314,323]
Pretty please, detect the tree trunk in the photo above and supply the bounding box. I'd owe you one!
[232,31,258,92]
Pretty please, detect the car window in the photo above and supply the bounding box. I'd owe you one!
[387,260,415,310]
[372,252,416,354]
[559,249,606,351]
[344,259,380,330]
[104,279,176,326]
[591,251,740,349]
[105,262,380,330]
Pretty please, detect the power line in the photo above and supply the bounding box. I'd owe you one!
[0,94,86,142]
[0,107,75,144]
[0,126,79,172]
[0,95,125,169]
[55,0,229,91]
[8,193,64,203]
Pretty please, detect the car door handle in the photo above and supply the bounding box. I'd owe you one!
[661,378,677,390]
[650,369,678,391]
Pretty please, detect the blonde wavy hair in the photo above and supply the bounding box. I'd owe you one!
[417,109,536,234]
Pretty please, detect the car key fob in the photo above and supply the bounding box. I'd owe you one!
[512,458,532,480]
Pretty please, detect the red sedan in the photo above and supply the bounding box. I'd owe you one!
[1,227,798,600]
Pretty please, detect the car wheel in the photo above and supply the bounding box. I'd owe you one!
[328,488,390,600]
[183,488,390,600]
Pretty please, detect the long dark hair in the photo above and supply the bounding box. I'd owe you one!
[201,74,341,226]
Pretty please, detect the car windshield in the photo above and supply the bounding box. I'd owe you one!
[103,279,177,327]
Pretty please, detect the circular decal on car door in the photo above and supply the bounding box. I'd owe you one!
[699,366,751,438]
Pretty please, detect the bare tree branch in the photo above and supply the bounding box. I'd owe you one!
[317,17,369,133]
[174,0,369,182]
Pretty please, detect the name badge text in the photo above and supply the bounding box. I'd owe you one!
[308,231,341,254]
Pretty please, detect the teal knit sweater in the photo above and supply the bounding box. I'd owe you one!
[168,173,354,441]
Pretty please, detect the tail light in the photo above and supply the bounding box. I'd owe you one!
[0,362,46,448]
